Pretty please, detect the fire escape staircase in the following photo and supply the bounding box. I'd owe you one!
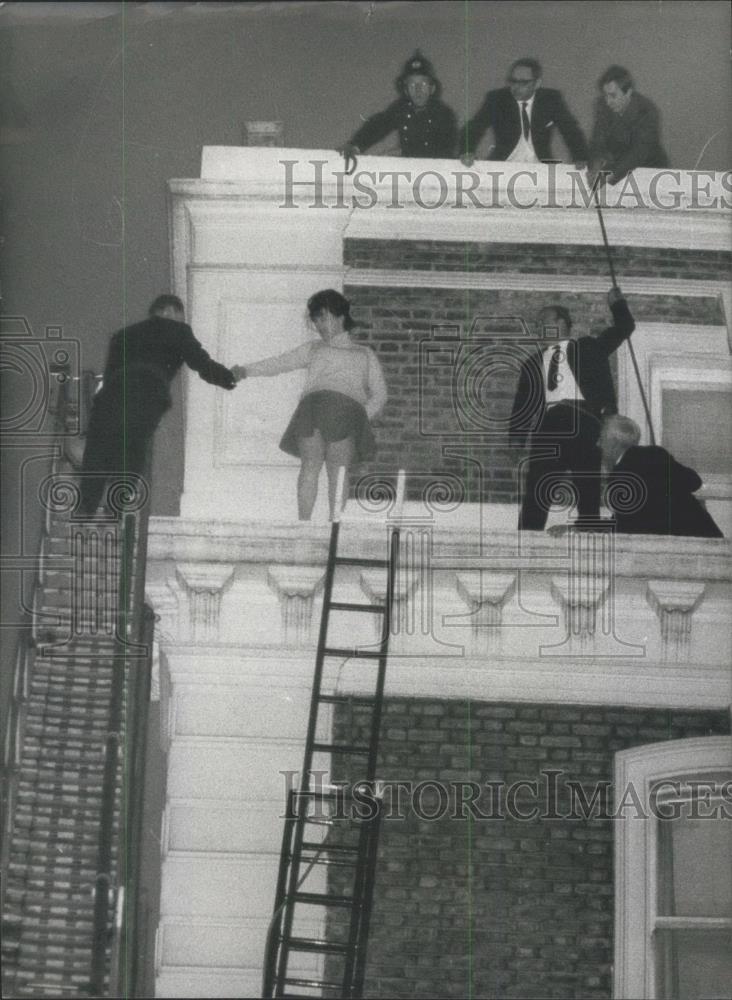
[1,368,154,998]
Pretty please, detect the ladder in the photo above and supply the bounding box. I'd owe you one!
[262,470,403,1000]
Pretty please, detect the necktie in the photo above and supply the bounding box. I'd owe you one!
[547,344,562,391]
[521,101,530,140]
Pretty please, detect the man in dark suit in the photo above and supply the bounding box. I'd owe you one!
[341,51,457,160]
[590,65,669,185]
[79,294,236,516]
[459,57,587,164]
[510,287,634,530]
[599,416,722,537]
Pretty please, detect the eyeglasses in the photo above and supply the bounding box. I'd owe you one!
[508,77,535,85]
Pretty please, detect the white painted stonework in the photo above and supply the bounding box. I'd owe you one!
[153,150,731,997]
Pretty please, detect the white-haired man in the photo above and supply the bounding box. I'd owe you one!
[599,415,722,537]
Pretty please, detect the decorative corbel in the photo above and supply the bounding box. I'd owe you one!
[267,565,326,646]
[455,572,517,654]
[174,562,235,643]
[551,572,611,647]
[646,579,706,662]
[359,568,419,649]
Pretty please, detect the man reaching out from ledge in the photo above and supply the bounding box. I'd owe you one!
[78,294,237,517]
[600,416,722,538]
[589,65,669,186]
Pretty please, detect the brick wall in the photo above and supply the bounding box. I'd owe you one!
[344,239,732,281]
[344,278,724,504]
[327,698,730,999]
[344,240,730,503]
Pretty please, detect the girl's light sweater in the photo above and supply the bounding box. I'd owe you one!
[245,334,388,419]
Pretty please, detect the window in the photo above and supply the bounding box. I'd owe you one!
[614,737,732,999]
[662,387,732,479]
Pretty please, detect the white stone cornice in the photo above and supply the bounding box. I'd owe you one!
[179,149,732,253]
[148,516,732,582]
[174,562,236,644]
[195,147,731,210]
[345,205,731,252]
[266,565,325,646]
[646,579,707,661]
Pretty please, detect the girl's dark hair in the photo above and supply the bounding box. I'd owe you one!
[307,289,355,330]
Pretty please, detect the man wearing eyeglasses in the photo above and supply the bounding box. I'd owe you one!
[460,58,587,166]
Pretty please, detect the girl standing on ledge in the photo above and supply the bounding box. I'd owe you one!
[232,289,387,520]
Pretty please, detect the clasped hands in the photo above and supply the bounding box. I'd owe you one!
[231,365,247,383]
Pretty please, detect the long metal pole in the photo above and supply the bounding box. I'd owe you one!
[592,188,657,445]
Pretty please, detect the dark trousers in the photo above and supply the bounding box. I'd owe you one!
[518,402,602,530]
[79,381,167,516]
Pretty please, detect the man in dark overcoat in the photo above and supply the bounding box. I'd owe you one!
[79,294,236,515]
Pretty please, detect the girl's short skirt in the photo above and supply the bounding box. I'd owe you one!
[279,390,376,462]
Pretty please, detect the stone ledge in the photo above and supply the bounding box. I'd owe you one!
[149,514,731,581]
[193,147,731,215]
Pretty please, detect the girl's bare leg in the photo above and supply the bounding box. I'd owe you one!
[298,432,325,520]
[325,437,355,520]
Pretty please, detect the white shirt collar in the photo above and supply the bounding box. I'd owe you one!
[515,92,536,116]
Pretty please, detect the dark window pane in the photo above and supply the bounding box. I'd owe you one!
[655,928,732,1000]
[662,388,732,477]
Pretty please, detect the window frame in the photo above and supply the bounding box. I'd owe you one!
[613,736,732,999]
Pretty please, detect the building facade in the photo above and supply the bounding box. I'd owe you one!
[147,149,731,998]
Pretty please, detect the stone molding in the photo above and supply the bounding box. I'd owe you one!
[149,516,730,580]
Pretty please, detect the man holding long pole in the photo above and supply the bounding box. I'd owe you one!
[510,288,635,531]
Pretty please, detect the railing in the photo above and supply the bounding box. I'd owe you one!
[108,599,156,998]
[0,361,85,926]
[0,361,155,998]
[90,461,155,998]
